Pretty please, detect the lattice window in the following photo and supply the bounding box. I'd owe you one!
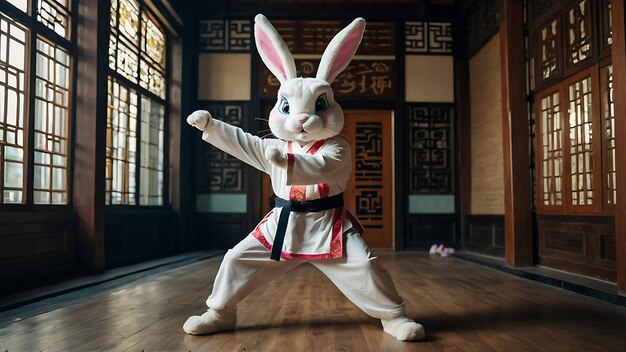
[109,0,140,83]
[106,77,138,205]
[140,13,165,98]
[407,105,454,193]
[538,18,560,81]
[0,12,28,203]
[37,0,72,40]
[601,65,616,205]
[139,97,164,205]
[6,0,27,12]
[107,0,168,206]
[568,75,594,206]
[539,92,562,206]
[1,1,74,206]
[33,37,70,204]
[566,0,593,67]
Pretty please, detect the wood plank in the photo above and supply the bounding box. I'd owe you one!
[499,0,533,267]
[611,0,626,296]
[2,253,626,351]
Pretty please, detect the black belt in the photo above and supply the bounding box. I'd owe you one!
[271,193,344,261]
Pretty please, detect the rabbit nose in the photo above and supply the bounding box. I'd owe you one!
[296,113,309,123]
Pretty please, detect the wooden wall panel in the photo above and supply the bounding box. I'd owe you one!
[466,215,505,257]
[105,210,176,268]
[405,214,456,250]
[538,215,617,282]
[0,211,76,295]
[194,213,250,250]
[469,32,505,215]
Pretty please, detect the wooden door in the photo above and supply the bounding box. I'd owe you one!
[260,110,394,248]
[343,110,393,248]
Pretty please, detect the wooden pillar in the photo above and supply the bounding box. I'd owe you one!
[499,0,533,267]
[455,58,471,251]
[73,0,110,272]
[611,0,626,296]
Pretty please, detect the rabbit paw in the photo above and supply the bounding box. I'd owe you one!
[265,146,287,168]
[187,110,212,131]
[381,316,426,341]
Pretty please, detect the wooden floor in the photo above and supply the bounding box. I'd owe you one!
[2,252,626,351]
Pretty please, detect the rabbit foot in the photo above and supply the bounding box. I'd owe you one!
[381,316,426,341]
[183,308,236,335]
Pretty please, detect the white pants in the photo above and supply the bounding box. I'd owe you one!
[206,230,406,320]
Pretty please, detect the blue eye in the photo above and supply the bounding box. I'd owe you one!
[315,93,329,112]
[278,97,290,114]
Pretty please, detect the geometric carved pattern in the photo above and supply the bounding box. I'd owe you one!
[566,0,593,67]
[407,104,454,193]
[199,19,252,52]
[538,18,561,82]
[199,103,248,192]
[405,21,452,54]
[354,122,384,229]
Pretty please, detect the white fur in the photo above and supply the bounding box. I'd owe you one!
[184,14,427,342]
[182,308,237,335]
[382,316,426,341]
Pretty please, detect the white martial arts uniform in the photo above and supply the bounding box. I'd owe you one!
[201,119,406,319]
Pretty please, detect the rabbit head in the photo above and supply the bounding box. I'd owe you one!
[254,14,366,143]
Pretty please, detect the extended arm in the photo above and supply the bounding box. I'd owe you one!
[188,110,280,174]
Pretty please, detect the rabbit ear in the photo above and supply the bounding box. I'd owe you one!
[316,18,366,83]
[254,14,297,83]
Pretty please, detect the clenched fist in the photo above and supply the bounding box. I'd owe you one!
[265,145,287,169]
[187,110,212,131]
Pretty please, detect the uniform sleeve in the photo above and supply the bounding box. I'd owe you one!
[202,118,281,174]
[286,138,352,186]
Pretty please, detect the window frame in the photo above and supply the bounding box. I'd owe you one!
[535,66,606,215]
[0,0,77,210]
[105,0,170,208]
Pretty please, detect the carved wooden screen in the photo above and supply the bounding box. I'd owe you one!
[198,19,252,52]
[537,17,561,86]
[565,0,593,69]
[343,111,392,248]
[196,103,248,193]
[406,104,454,194]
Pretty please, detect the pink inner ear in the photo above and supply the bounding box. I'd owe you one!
[329,29,362,80]
[256,24,286,81]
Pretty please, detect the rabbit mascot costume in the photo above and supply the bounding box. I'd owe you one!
[183,14,425,341]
